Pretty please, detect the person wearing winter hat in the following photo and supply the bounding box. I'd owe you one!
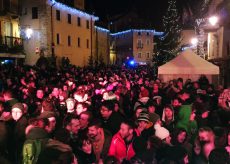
[11,103,25,121]
[154,123,171,144]
[135,112,155,140]
[11,102,28,163]
[135,112,150,136]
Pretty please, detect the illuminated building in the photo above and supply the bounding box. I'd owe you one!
[110,29,163,66]
[20,0,98,66]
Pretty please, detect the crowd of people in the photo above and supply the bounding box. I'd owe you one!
[0,63,229,164]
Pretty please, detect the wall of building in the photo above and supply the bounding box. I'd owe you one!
[111,31,133,65]
[20,0,50,65]
[95,27,110,65]
[132,30,154,65]
[20,0,96,67]
[53,9,94,66]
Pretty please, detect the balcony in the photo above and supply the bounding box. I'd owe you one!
[0,36,24,55]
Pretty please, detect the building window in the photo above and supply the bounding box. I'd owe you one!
[146,52,150,58]
[56,10,61,21]
[137,39,143,48]
[56,33,60,45]
[138,32,141,36]
[86,39,89,48]
[86,20,90,29]
[32,7,38,19]
[147,32,150,36]
[68,14,71,24]
[23,8,27,15]
[138,52,141,58]
[77,37,80,47]
[77,17,81,26]
[68,36,71,46]
[146,39,150,45]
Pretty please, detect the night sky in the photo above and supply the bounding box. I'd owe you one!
[85,0,169,30]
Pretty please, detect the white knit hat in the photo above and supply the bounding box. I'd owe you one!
[154,124,170,140]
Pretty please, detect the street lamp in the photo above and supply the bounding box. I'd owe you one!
[208,16,218,26]
[25,28,33,39]
[191,38,198,46]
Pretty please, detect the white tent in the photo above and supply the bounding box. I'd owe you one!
[158,49,219,83]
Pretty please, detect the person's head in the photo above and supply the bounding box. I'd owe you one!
[137,111,150,131]
[65,98,76,113]
[87,119,102,141]
[3,90,13,101]
[171,98,181,108]
[209,148,230,164]
[78,136,92,154]
[41,98,55,112]
[11,103,24,121]
[139,88,149,98]
[75,102,88,115]
[79,111,92,129]
[172,128,187,145]
[154,124,171,144]
[178,90,190,101]
[36,89,44,99]
[100,100,114,120]
[135,106,144,118]
[162,105,174,122]
[147,100,157,113]
[46,116,56,133]
[51,87,59,98]
[119,120,135,140]
[64,115,80,135]
[153,82,159,90]
[198,127,215,145]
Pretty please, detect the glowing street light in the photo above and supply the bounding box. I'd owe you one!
[208,16,218,26]
[191,38,198,46]
[25,28,33,39]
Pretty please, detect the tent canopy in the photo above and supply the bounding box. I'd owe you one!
[158,49,219,75]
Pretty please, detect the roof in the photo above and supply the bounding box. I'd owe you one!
[158,49,219,75]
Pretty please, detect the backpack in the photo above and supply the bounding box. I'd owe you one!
[22,139,47,164]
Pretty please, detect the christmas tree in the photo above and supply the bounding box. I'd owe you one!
[153,0,182,67]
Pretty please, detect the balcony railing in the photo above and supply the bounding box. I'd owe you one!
[0,36,24,53]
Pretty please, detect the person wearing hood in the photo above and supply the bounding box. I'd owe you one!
[162,105,175,133]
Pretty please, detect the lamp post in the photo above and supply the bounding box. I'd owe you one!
[195,16,218,59]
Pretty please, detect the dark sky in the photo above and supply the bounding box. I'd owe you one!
[85,0,169,30]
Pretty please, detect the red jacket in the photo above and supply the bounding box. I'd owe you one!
[108,132,135,162]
